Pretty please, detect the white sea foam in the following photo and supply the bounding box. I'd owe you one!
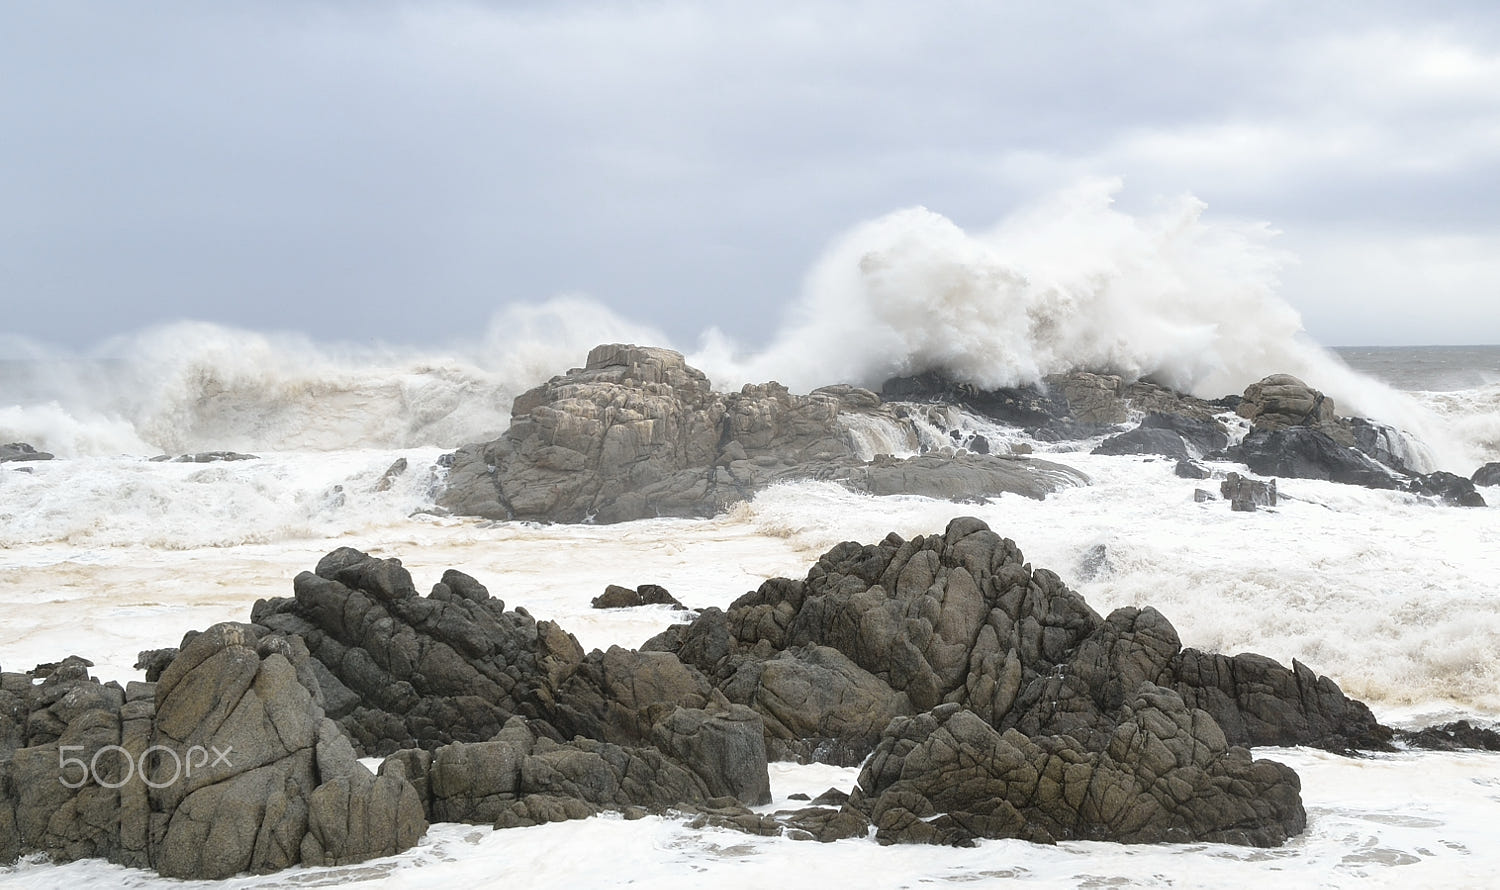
[0,297,665,457]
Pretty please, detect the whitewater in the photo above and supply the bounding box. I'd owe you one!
[3,185,1499,887]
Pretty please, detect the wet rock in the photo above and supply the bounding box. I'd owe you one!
[252,549,585,755]
[1397,720,1500,752]
[374,458,408,492]
[1230,428,1396,489]
[1221,473,1276,511]
[1474,462,1500,488]
[1350,418,1422,474]
[1407,472,1486,507]
[591,584,686,610]
[0,443,53,462]
[1193,489,1214,503]
[1175,460,1212,480]
[848,696,1305,847]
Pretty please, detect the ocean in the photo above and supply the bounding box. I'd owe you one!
[1,331,1499,888]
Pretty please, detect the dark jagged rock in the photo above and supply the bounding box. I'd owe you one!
[1397,720,1500,752]
[0,442,53,462]
[648,518,1382,769]
[1474,462,1500,488]
[1230,428,1397,489]
[847,697,1304,847]
[1221,472,1277,511]
[437,345,1085,523]
[1351,417,1420,474]
[1094,413,1229,460]
[251,549,585,755]
[1407,471,1487,507]
[592,583,686,610]
[881,371,1215,440]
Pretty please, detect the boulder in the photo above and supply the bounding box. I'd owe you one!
[1221,473,1277,511]
[1472,462,1500,488]
[1237,375,1354,446]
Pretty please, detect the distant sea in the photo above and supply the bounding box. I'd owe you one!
[1333,344,1500,392]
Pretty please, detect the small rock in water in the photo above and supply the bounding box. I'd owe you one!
[1175,459,1212,479]
[375,457,409,492]
[591,583,687,609]
[1193,489,1214,503]
[1222,472,1276,511]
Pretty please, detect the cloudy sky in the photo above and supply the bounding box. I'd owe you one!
[3,0,1498,352]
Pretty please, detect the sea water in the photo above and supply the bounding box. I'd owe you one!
[2,343,1499,887]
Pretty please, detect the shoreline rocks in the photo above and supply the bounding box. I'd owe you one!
[5,520,1485,877]
[437,345,1086,524]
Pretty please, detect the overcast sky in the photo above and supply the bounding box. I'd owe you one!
[3,0,1498,352]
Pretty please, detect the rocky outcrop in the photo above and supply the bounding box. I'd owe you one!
[5,517,1423,871]
[647,518,1386,766]
[437,345,1085,523]
[0,442,52,462]
[1471,462,1500,488]
[1238,375,1354,446]
[251,548,586,756]
[0,625,426,880]
[1230,428,1397,489]
[881,371,1217,439]
[848,696,1304,847]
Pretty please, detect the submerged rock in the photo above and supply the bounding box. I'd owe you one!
[1221,472,1277,511]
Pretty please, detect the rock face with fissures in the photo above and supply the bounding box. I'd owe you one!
[437,344,1086,523]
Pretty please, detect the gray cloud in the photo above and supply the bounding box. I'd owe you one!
[2,0,1498,351]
